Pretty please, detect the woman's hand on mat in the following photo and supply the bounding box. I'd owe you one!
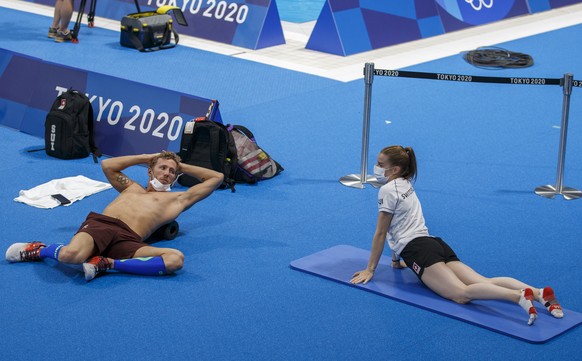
[350,269,374,284]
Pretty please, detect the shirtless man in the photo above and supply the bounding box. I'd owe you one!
[5,151,223,281]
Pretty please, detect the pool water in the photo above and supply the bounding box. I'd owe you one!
[276,0,325,23]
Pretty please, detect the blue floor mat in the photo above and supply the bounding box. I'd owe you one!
[290,245,582,344]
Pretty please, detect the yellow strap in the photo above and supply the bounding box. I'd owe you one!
[130,11,157,18]
[156,5,180,14]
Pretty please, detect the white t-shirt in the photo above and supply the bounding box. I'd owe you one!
[378,177,429,255]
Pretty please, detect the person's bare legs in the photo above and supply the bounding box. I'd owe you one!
[421,262,537,325]
[58,0,73,33]
[57,232,99,263]
[82,244,184,281]
[446,261,563,318]
[132,246,184,273]
[50,0,62,29]
[422,262,520,303]
[50,0,73,33]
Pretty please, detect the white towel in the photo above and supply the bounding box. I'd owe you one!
[14,175,112,209]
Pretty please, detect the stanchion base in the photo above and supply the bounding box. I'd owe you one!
[535,185,582,200]
[339,174,383,189]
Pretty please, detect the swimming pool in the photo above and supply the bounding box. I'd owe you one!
[276,0,325,23]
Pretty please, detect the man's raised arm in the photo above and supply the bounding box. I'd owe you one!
[102,154,153,192]
[178,163,224,208]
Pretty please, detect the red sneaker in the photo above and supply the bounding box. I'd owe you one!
[5,242,46,262]
[82,256,111,281]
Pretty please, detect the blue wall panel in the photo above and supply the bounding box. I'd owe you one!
[306,0,582,56]
[435,0,530,32]
[307,0,444,56]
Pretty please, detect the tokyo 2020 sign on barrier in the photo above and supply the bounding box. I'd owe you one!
[0,48,221,157]
[27,0,285,50]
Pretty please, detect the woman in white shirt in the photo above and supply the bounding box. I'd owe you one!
[350,145,563,326]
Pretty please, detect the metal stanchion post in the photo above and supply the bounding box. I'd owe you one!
[535,73,581,200]
[340,63,382,189]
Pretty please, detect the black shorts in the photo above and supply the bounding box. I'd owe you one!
[400,236,460,280]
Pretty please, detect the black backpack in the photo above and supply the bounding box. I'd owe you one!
[177,117,238,192]
[45,89,101,162]
[227,124,283,184]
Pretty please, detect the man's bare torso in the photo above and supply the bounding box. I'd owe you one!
[102,185,184,239]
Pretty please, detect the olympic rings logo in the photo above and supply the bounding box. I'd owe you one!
[465,0,493,11]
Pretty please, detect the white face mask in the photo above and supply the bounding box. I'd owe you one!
[150,177,172,192]
[374,165,394,184]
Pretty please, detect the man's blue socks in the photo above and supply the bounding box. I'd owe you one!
[39,244,64,260]
[113,256,167,276]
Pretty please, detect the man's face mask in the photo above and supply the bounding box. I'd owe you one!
[150,177,172,192]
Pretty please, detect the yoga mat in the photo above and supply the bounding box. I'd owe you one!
[290,245,582,343]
